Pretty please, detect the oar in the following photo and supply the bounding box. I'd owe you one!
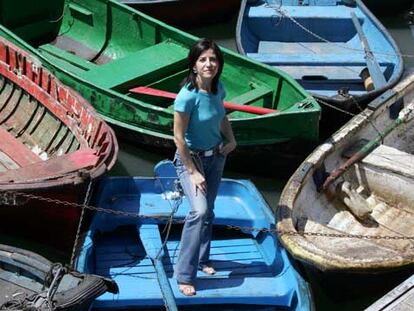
[138,224,178,311]
[351,12,387,90]
[322,103,414,191]
[129,86,277,115]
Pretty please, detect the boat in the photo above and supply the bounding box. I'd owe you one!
[0,0,320,154]
[0,243,118,310]
[0,36,118,251]
[119,0,241,29]
[75,160,314,310]
[276,69,414,273]
[236,0,403,124]
[365,274,414,311]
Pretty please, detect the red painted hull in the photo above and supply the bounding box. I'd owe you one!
[121,0,241,28]
[0,37,118,251]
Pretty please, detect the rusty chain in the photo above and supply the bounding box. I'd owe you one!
[2,189,414,241]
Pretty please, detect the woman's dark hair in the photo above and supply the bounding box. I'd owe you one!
[181,38,224,94]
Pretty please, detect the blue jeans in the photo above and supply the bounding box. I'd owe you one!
[173,150,226,284]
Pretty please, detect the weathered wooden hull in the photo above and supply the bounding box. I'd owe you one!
[75,161,314,310]
[0,244,118,310]
[236,0,403,118]
[277,69,414,273]
[0,0,320,153]
[120,0,241,28]
[0,37,118,251]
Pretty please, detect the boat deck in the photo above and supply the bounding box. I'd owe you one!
[92,225,293,308]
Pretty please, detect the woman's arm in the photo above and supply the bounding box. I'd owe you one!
[174,111,207,194]
[220,116,237,156]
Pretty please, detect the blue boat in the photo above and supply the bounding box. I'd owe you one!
[75,160,313,310]
[236,0,403,112]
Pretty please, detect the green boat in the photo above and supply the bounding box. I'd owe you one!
[0,0,320,150]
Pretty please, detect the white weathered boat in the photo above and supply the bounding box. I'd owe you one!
[277,69,414,273]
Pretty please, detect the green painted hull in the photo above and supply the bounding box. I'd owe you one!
[0,0,320,149]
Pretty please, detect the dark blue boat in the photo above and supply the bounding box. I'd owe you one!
[0,244,118,310]
[236,0,403,111]
[75,160,313,310]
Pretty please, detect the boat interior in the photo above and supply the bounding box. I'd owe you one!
[0,0,312,117]
[0,37,112,182]
[241,0,400,97]
[292,102,414,260]
[78,175,303,308]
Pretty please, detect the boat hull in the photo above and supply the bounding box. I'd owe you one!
[0,37,118,251]
[0,0,320,155]
[75,162,314,310]
[277,69,414,273]
[0,244,118,310]
[236,0,403,130]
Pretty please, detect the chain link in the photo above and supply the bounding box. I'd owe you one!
[2,189,414,241]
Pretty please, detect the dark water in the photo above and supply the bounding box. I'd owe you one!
[3,6,414,311]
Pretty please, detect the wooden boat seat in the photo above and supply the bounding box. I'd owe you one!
[39,43,98,75]
[80,41,188,90]
[0,148,98,183]
[248,5,363,20]
[0,126,42,168]
[361,144,414,179]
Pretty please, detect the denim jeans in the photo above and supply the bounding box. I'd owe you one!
[173,150,226,284]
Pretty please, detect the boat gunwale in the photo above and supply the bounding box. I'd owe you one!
[235,0,404,105]
[276,69,414,272]
[0,36,118,189]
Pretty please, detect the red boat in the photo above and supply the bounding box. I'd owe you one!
[120,0,240,28]
[0,37,118,252]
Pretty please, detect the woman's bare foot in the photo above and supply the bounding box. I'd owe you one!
[201,266,216,275]
[178,283,196,296]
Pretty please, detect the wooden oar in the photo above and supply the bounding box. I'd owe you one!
[139,224,178,311]
[351,12,387,90]
[129,86,277,115]
[322,103,414,191]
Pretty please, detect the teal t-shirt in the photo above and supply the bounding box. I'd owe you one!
[174,82,226,150]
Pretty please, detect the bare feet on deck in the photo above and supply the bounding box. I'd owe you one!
[201,266,216,275]
[178,283,196,296]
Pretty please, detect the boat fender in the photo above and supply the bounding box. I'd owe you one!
[359,68,374,92]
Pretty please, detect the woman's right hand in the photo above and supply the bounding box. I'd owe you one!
[190,170,207,195]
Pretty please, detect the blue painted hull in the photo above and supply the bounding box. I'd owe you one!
[75,161,313,310]
[236,0,403,109]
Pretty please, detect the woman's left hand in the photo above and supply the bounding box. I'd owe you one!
[220,141,237,156]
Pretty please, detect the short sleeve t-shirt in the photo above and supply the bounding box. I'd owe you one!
[174,82,226,150]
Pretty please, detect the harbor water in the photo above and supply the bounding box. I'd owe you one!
[2,6,414,311]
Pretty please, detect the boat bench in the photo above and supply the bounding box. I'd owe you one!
[357,144,414,207]
[0,148,98,182]
[248,4,362,20]
[39,43,98,75]
[80,41,188,90]
[0,126,42,169]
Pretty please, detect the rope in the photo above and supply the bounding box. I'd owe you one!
[265,2,414,59]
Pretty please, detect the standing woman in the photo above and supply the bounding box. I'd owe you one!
[173,38,237,296]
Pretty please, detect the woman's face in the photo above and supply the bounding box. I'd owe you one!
[194,48,219,81]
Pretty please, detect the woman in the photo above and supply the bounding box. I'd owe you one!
[173,38,237,296]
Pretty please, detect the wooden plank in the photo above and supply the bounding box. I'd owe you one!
[365,274,414,310]
[362,145,414,179]
[81,41,188,89]
[351,12,387,89]
[0,126,41,167]
[0,148,98,182]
